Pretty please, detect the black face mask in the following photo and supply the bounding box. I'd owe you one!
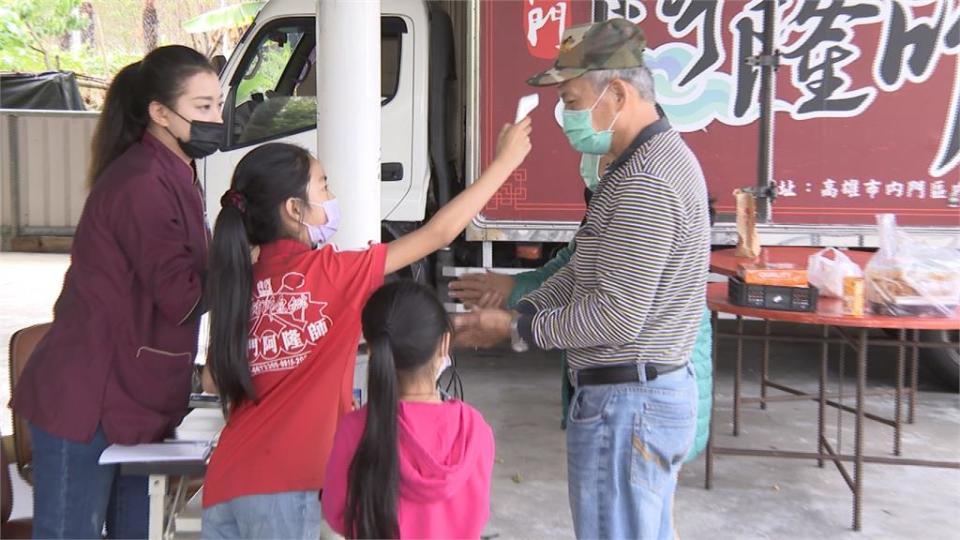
[167,108,226,159]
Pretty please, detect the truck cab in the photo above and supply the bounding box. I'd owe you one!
[199,0,441,251]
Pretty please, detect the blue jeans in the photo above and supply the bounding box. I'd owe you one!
[566,363,697,540]
[29,422,149,539]
[202,491,322,539]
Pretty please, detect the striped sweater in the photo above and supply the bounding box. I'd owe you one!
[517,119,709,369]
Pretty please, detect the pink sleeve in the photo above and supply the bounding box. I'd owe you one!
[478,420,496,518]
[322,413,363,536]
[464,404,496,529]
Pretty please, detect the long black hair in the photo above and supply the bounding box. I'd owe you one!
[345,281,453,539]
[88,45,215,186]
[206,143,313,414]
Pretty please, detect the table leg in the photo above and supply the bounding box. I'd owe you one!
[819,325,828,468]
[706,310,719,490]
[148,475,167,540]
[909,330,919,425]
[853,329,866,531]
[734,316,743,437]
[165,476,188,539]
[761,321,770,410]
[895,329,905,456]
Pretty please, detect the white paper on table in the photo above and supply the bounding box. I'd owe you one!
[98,442,212,464]
[176,407,226,442]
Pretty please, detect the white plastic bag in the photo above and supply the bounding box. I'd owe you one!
[807,247,863,298]
[865,214,960,317]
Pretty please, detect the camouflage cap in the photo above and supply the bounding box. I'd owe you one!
[527,19,647,87]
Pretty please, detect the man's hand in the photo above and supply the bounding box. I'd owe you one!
[449,271,515,309]
[453,308,513,348]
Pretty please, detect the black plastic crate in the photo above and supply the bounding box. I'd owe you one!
[728,276,819,312]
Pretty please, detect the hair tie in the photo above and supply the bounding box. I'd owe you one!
[221,189,247,214]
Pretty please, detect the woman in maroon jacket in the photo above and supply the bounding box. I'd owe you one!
[10,45,223,539]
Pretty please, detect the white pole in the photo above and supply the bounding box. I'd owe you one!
[315,0,381,250]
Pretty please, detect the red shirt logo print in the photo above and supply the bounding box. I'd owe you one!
[248,272,333,376]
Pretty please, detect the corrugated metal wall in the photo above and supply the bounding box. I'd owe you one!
[0,113,11,246]
[0,110,98,248]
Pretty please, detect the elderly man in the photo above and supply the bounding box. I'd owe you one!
[456,19,710,539]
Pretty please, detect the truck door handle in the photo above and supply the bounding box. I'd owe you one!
[381,162,404,182]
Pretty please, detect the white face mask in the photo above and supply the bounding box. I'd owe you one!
[436,355,452,382]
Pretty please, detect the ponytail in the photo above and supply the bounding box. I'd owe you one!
[206,203,256,414]
[345,336,400,539]
[88,62,146,185]
[204,143,313,413]
[346,281,452,538]
[87,45,215,187]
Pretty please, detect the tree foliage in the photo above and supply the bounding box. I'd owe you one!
[0,0,87,69]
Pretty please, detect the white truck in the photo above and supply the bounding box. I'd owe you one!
[200,0,446,284]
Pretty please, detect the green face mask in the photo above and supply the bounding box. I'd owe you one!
[561,84,620,155]
[579,153,600,191]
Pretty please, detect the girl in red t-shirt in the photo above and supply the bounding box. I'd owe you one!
[200,120,530,538]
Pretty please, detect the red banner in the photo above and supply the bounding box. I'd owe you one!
[480,0,960,226]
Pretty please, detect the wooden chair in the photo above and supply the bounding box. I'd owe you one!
[7,323,51,485]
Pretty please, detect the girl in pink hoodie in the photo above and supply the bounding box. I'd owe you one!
[323,281,495,539]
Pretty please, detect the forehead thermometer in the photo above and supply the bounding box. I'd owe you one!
[515,93,540,123]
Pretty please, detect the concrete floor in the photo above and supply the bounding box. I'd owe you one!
[465,346,959,540]
[2,253,958,539]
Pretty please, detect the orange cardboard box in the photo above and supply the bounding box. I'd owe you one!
[738,262,809,287]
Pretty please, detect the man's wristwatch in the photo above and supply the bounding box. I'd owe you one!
[509,312,529,353]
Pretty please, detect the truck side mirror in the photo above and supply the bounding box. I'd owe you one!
[211,55,227,75]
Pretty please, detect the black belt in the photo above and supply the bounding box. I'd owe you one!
[575,363,686,387]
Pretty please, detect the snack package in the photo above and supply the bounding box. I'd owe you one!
[739,262,808,287]
[734,189,761,259]
[807,247,863,298]
[864,214,960,317]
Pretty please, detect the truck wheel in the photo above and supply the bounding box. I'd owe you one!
[922,330,959,391]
